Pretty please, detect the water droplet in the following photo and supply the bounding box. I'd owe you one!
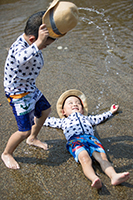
[57,46,63,50]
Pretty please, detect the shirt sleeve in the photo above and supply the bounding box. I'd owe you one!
[44,117,63,129]
[14,43,39,66]
[88,111,113,126]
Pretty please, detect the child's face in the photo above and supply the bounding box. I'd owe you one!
[62,96,84,117]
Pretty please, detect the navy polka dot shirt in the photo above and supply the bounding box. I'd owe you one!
[44,111,112,141]
[4,34,44,95]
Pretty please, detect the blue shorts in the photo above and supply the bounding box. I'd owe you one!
[6,88,51,132]
[66,134,105,162]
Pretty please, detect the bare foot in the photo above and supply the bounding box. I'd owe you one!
[1,153,20,169]
[91,178,102,189]
[26,137,48,150]
[111,172,130,186]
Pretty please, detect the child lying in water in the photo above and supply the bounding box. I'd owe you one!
[44,89,130,189]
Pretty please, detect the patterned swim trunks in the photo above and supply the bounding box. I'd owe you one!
[6,88,51,131]
[66,134,105,162]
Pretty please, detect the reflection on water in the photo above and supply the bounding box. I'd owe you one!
[0,0,132,199]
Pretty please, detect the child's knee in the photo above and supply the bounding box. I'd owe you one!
[19,130,31,140]
[93,151,109,164]
[78,150,92,165]
[100,152,108,161]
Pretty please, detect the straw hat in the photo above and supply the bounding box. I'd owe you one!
[56,89,88,118]
[42,0,79,39]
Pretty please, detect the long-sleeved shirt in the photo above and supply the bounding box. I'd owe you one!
[4,34,44,95]
[44,111,112,141]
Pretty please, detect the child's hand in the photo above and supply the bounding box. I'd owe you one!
[35,24,49,49]
[110,104,119,114]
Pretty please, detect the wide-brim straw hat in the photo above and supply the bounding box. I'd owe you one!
[56,89,88,118]
[42,0,79,39]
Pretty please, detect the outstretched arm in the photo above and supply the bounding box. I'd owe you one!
[88,104,119,126]
[44,117,63,129]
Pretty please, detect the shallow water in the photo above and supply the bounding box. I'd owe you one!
[0,0,133,199]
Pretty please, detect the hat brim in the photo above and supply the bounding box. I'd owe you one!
[42,0,78,39]
[42,0,65,38]
[43,0,59,18]
[56,89,88,118]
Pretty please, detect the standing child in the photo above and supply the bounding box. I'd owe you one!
[44,89,130,189]
[1,0,79,170]
[1,11,53,170]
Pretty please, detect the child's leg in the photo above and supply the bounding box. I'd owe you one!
[92,151,130,185]
[26,107,51,150]
[78,150,102,189]
[1,130,31,169]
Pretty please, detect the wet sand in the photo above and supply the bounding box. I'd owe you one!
[0,0,133,199]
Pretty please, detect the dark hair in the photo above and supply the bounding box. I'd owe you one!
[24,11,45,40]
[62,95,84,109]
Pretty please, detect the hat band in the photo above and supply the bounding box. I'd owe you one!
[50,8,64,36]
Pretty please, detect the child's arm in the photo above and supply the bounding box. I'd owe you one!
[88,104,119,125]
[44,117,63,129]
[14,24,48,65]
[35,24,49,50]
